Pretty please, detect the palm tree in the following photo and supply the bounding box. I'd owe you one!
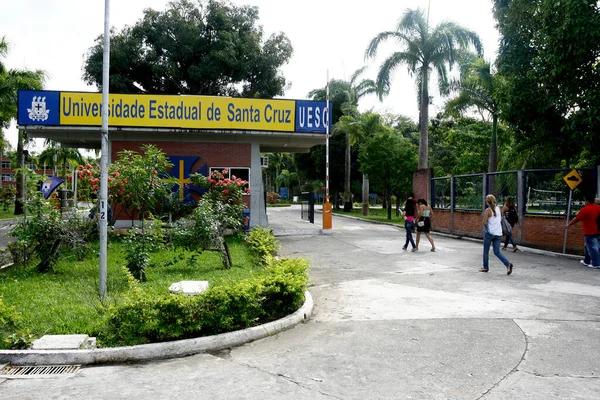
[310,67,378,212]
[444,56,502,193]
[274,169,299,199]
[334,112,387,215]
[0,36,46,214]
[38,143,83,184]
[365,8,482,170]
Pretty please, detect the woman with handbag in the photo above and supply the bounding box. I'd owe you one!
[481,194,514,274]
[402,193,417,251]
[501,196,519,252]
[414,198,436,252]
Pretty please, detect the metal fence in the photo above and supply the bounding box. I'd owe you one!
[431,167,598,216]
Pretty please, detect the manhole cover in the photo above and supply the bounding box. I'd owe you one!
[1,364,81,378]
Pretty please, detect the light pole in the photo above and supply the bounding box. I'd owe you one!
[99,0,111,298]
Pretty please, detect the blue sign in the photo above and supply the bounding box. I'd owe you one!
[295,100,331,133]
[280,187,289,200]
[18,90,60,125]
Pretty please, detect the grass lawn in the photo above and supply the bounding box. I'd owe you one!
[333,207,405,226]
[0,235,264,349]
[0,206,19,220]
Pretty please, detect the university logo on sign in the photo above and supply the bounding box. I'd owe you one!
[27,96,50,121]
[18,91,60,125]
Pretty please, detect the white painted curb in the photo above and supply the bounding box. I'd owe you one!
[0,290,313,366]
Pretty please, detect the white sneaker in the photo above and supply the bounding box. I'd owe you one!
[580,260,590,267]
[592,265,600,269]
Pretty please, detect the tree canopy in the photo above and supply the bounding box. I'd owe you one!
[493,0,600,166]
[83,0,293,98]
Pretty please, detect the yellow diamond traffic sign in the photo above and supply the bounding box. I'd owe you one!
[563,169,582,190]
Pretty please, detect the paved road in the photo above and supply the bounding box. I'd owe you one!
[2,206,600,399]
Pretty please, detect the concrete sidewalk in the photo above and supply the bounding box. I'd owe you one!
[2,206,599,399]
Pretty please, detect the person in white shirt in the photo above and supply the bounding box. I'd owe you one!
[481,194,514,275]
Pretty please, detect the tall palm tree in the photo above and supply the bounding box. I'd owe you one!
[310,67,378,212]
[444,56,502,193]
[365,8,482,170]
[0,36,46,214]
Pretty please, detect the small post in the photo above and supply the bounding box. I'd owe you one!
[562,189,573,254]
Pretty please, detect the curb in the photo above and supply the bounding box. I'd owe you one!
[0,290,313,366]
[326,210,584,261]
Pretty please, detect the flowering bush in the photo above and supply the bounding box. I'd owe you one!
[173,169,249,269]
[266,192,280,204]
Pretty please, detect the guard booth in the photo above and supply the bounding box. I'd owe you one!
[17,90,331,228]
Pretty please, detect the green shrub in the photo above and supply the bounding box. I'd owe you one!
[100,257,309,347]
[246,227,280,265]
[0,296,26,349]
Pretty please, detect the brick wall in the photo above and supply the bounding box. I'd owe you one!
[433,209,585,254]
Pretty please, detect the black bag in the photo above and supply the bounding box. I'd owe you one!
[506,208,518,224]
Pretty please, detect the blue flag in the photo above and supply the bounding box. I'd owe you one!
[40,176,64,199]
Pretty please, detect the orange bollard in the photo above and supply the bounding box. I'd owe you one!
[322,198,333,230]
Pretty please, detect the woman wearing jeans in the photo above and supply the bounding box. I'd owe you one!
[402,193,416,250]
[481,194,514,275]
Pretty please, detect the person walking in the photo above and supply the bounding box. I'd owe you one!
[481,194,514,274]
[414,198,436,252]
[580,197,600,267]
[567,194,600,269]
[501,196,520,252]
[402,193,417,251]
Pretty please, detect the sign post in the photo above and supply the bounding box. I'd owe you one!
[562,169,582,253]
[322,71,332,231]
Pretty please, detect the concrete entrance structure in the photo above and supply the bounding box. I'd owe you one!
[17,90,330,227]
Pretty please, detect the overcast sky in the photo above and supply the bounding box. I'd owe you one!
[1,0,499,152]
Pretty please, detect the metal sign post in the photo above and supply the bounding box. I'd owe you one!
[562,169,582,254]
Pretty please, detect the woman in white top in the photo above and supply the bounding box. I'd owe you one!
[481,194,513,274]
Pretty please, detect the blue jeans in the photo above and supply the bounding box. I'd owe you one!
[583,234,600,267]
[483,233,510,270]
[404,220,416,249]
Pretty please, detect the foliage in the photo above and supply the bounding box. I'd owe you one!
[122,223,166,282]
[358,131,418,219]
[266,192,281,204]
[429,115,502,177]
[38,143,83,181]
[1,37,46,216]
[274,169,299,196]
[0,185,16,211]
[245,227,280,266]
[365,8,483,169]
[444,56,503,174]
[82,0,293,99]
[174,169,248,269]
[101,256,308,347]
[493,0,600,166]
[0,296,23,348]
[108,144,178,224]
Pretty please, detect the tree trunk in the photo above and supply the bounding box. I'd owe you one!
[343,132,352,212]
[418,69,429,170]
[488,114,498,195]
[361,174,369,216]
[14,130,24,215]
